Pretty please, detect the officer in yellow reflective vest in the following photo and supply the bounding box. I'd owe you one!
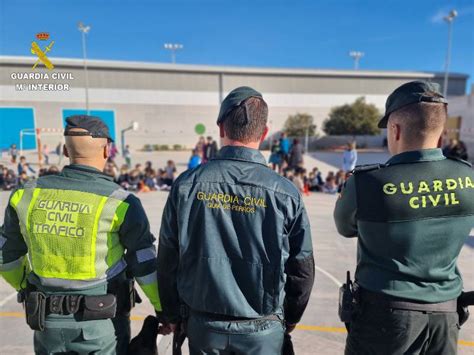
[0,115,161,355]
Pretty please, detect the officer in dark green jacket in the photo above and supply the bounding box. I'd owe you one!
[0,116,161,355]
[334,81,474,355]
[157,87,315,354]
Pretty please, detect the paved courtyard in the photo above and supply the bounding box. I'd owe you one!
[0,150,473,354]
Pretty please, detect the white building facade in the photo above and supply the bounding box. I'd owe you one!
[0,56,469,151]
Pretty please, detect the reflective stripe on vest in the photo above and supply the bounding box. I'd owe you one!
[11,185,130,282]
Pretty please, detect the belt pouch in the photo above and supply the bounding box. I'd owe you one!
[25,292,46,331]
[82,294,117,321]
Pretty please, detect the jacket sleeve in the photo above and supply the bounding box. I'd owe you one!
[119,194,161,312]
[333,176,358,238]
[284,197,315,325]
[0,189,30,291]
[156,185,180,323]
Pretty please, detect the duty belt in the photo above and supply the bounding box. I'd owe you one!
[359,288,457,313]
[190,309,283,323]
[19,290,117,331]
[46,293,117,316]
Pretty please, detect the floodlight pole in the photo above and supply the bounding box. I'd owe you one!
[78,22,91,114]
[443,10,457,98]
[349,51,364,70]
[164,43,183,64]
[121,122,139,155]
[305,126,309,153]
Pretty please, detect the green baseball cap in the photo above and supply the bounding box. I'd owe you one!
[378,81,447,128]
[217,86,263,124]
[64,115,114,142]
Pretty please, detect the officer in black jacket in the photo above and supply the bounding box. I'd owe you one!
[157,86,315,354]
[334,81,474,355]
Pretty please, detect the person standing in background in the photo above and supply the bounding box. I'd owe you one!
[195,136,206,159]
[17,156,35,177]
[204,136,218,163]
[55,142,64,165]
[164,160,177,186]
[269,139,282,172]
[109,143,119,162]
[42,144,50,165]
[188,149,202,169]
[279,132,290,163]
[342,142,358,172]
[289,138,304,169]
[443,139,469,161]
[9,144,18,164]
[123,145,132,168]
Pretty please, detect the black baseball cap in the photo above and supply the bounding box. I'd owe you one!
[378,81,447,128]
[217,86,263,124]
[64,115,114,142]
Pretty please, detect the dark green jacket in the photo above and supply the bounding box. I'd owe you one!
[334,149,474,302]
[0,164,161,310]
[158,146,314,323]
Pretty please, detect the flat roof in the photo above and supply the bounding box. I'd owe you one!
[0,56,469,79]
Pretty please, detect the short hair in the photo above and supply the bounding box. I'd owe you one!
[389,92,447,141]
[223,97,268,143]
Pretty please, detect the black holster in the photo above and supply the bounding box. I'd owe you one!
[172,323,187,355]
[338,271,358,326]
[458,305,469,327]
[172,304,189,355]
[458,291,474,326]
[25,291,46,331]
[282,333,295,355]
[108,278,141,316]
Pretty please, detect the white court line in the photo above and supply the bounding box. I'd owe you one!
[315,264,343,287]
[0,292,17,308]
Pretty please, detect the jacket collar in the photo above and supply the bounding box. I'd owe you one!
[214,146,268,166]
[62,164,114,181]
[386,148,445,166]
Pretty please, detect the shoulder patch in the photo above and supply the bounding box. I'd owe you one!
[446,156,472,167]
[352,163,385,174]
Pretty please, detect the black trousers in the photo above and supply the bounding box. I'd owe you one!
[345,305,460,355]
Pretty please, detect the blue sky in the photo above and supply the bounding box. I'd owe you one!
[1,0,473,90]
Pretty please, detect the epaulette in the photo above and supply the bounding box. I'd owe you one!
[24,179,37,189]
[446,156,472,167]
[352,163,385,174]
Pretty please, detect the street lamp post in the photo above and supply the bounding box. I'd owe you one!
[121,121,139,155]
[305,124,316,153]
[78,22,91,114]
[443,10,458,98]
[349,51,364,70]
[164,43,183,64]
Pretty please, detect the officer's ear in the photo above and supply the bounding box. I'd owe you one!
[437,135,443,148]
[259,126,269,143]
[395,124,402,142]
[390,122,401,142]
[103,143,110,159]
[219,124,225,139]
[63,145,70,158]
